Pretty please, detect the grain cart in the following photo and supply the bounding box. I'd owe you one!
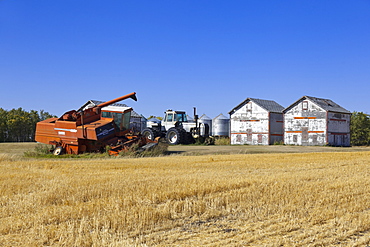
[141,108,210,145]
[35,92,157,155]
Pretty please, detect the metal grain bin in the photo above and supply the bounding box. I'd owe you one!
[212,113,230,136]
[199,114,212,136]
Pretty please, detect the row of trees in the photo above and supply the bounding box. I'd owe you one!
[0,108,56,142]
[350,112,370,146]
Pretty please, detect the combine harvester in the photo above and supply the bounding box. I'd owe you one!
[35,92,157,155]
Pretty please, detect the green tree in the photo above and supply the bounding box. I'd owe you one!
[350,112,370,146]
[147,116,163,120]
[6,108,31,142]
[0,108,56,142]
[0,108,7,142]
[38,110,55,121]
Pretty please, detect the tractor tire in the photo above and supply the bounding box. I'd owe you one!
[141,128,156,141]
[165,127,183,145]
[184,132,195,144]
[53,146,64,155]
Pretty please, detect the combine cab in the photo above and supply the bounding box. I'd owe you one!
[35,92,157,155]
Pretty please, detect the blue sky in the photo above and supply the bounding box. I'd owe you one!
[1,0,369,118]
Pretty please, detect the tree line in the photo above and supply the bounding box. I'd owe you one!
[0,108,56,142]
[350,112,370,146]
[0,108,369,145]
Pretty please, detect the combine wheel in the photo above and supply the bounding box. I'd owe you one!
[141,128,156,141]
[53,146,64,155]
[166,127,182,145]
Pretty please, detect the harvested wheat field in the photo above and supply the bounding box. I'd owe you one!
[1,151,370,246]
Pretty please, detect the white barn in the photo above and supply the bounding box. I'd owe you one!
[229,98,284,145]
[283,96,351,146]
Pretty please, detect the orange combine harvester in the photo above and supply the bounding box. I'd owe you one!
[35,92,157,155]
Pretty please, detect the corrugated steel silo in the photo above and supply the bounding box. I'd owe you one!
[212,113,230,136]
[199,114,212,136]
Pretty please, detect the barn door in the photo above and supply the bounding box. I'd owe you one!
[247,129,252,142]
[258,134,263,144]
[300,118,309,145]
[334,135,344,146]
[302,127,309,144]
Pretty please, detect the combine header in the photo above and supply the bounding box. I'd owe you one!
[35,92,157,155]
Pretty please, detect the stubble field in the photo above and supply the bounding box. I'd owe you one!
[1,143,370,246]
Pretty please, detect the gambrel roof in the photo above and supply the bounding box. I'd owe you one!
[229,98,284,115]
[283,96,351,114]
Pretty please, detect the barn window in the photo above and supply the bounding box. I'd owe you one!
[302,101,308,110]
[293,135,298,142]
[236,134,242,142]
[246,102,252,112]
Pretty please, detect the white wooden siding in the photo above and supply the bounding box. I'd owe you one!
[284,100,327,146]
[230,101,283,145]
[327,112,351,146]
[284,99,351,146]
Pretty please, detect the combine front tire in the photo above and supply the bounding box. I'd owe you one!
[166,128,183,145]
[53,146,64,155]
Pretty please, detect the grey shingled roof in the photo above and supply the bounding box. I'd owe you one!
[90,100,129,108]
[82,100,142,118]
[229,98,284,115]
[283,96,351,114]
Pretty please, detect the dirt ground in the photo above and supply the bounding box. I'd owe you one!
[0,142,40,155]
[167,144,370,156]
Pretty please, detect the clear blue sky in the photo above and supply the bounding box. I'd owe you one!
[1,0,369,118]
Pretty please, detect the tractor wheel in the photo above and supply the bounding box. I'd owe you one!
[141,128,156,141]
[166,127,183,145]
[184,132,195,144]
[53,146,64,155]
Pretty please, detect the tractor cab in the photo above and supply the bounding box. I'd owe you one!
[162,110,188,130]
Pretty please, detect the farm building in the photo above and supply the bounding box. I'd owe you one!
[80,100,147,132]
[283,96,351,146]
[229,98,284,145]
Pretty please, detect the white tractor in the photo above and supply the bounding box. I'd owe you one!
[142,109,210,145]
